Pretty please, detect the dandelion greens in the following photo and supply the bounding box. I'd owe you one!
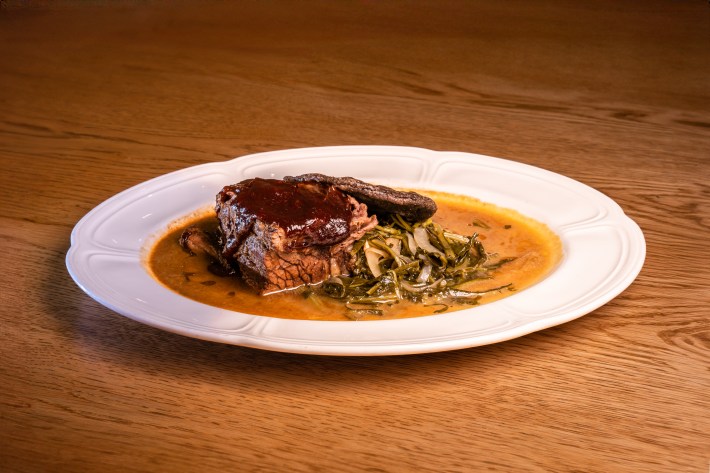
[316,214,516,315]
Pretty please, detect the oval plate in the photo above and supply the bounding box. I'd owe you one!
[66,146,645,355]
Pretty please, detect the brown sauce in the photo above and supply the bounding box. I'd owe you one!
[146,191,562,321]
[217,178,352,252]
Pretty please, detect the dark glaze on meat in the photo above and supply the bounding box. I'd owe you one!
[216,178,353,256]
[283,173,438,221]
[213,177,377,294]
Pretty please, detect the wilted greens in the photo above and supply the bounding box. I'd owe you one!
[315,214,515,318]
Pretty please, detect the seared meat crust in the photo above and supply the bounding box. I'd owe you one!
[284,173,437,221]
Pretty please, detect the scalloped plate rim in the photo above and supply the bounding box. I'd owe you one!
[65,145,646,356]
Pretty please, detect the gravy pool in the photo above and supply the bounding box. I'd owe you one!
[146,191,562,321]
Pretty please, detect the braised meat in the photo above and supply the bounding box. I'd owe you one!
[179,225,234,276]
[179,174,436,295]
[214,178,377,294]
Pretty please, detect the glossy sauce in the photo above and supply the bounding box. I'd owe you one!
[147,191,562,321]
[217,179,352,253]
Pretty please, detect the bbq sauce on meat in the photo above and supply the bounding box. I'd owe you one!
[217,178,353,252]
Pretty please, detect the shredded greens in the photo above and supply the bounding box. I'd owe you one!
[317,214,516,317]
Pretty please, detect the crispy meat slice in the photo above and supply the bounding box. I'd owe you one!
[283,173,437,221]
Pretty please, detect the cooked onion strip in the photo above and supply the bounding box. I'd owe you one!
[413,226,445,257]
[364,241,387,277]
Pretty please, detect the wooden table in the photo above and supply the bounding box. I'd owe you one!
[1,1,708,471]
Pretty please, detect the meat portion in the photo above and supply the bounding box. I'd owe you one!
[283,173,437,221]
[179,226,235,276]
[215,178,377,294]
[181,174,436,295]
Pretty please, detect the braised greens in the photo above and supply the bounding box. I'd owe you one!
[317,215,515,318]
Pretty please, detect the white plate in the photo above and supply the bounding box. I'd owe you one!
[66,146,645,355]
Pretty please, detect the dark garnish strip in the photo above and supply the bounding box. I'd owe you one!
[424,303,450,314]
[484,257,517,270]
[471,218,491,229]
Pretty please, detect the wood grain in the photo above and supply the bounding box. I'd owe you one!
[1,1,708,472]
